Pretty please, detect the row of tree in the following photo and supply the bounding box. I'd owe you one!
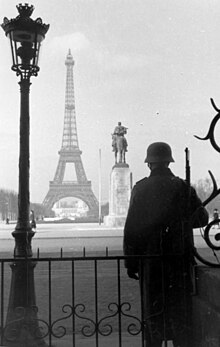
[194,177,220,217]
[0,188,53,222]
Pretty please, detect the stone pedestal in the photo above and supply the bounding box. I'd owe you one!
[104,163,131,227]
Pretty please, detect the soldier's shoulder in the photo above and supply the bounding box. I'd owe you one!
[171,175,188,188]
[171,176,196,196]
[135,177,148,187]
[171,175,185,184]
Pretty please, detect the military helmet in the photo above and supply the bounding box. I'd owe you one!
[144,142,174,163]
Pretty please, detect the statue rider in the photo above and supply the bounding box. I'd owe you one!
[112,122,128,152]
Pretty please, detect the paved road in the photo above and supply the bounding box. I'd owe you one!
[0,221,217,256]
[0,222,123,255]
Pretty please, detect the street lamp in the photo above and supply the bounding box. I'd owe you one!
[2,3,49,256]
[1,4,49,346]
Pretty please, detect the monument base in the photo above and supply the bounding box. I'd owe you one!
[104,164,131,228]
[104,215,126,228]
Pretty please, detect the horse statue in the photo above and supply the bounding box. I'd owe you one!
[112,134,127,164]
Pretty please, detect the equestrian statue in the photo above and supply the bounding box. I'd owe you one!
[112,122,128,164]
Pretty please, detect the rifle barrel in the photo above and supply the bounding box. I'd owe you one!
[185,147,190,186]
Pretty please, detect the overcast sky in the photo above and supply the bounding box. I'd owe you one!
[0,0,220,204]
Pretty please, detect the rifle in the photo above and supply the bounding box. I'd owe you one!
[185,147,220,207]
[184,148,197,295]
[185,147,191,220]
[185,147,190,188]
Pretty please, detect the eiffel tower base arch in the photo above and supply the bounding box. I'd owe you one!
[43,181,99,219]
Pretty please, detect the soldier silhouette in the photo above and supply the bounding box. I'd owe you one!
[124,142,208,347]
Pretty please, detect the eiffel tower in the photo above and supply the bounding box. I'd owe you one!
[43,50,98,218]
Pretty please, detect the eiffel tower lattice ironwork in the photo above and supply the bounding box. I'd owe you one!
[43,50,98,217]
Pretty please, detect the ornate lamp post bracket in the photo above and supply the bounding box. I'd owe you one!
[195,98,220,153]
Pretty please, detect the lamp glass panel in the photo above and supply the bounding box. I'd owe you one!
[7,30,44,43]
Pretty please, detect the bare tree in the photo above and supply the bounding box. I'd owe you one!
[194,178,220,216]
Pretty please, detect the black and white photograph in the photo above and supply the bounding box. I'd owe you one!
[0,1,219,346]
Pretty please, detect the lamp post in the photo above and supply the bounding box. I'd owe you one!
[1,4,49,346]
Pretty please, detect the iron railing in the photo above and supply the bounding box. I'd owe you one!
[0,251,197,347]
[0,253,143,347]
[0,227,219,347]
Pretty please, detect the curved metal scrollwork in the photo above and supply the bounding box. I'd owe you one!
[204,219,220,251]
[74,301,142,338]
[74,304,97,337]
[120,302,142,335]
[202,170,220,207]
[193,247,220,267]
[192,171,220,266]
[31,306,50,339]
[4,302,143,342]
[193,98,220,266]
[3,301,143,343]
[194,98,220,153]
[50,304,74,338]
[3,306,50,342]
[97,302,119,336]
[193,220,220,267]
